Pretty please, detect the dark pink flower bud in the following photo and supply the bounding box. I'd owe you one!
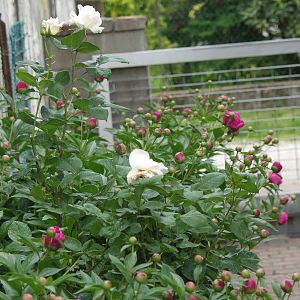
[95,75,105,82]
[43,226,65,250]
[88,117,97,128]
[244,155,253,166]
[164,128,171,136]
[223,109,245,132]
[135,272,147,284]
[185,281,196,293]
[271,161,283,173]
[188,296,198,300]
[280,195,289,205]
[207,140,213,150]
[16,81,29,93]
[182,107,192,116]
[281,279,293,293]
[242,278,256,294]
[152,111,161,122]
[212,279,225,292]
[165,290,174,300]
[137,127,147,137]
[175,152,185,164]
[115,143,126,155]
[278,211,288,225]
[56,100,64,108]
[268,172,282,185]
[154,127,163,136]
[253,209,260,217]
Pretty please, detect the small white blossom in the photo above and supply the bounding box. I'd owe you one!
[127,149,168,184]
[41,17,63,36]
[69,5,104,33]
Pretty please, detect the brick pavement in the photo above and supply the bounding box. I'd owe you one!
[254,235,300,299]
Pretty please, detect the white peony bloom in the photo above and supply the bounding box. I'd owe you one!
[127,149,168,184]
[41,17,63,36]
[69,5,104,33]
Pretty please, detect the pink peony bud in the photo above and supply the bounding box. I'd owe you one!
[175,152,185,164]
[278,211,288,225]
[207,140,213,150]
[271,161,283,173]
[115,143,126,155]
[221,270,232,282]
[152,111,161,122]
[260,229,270,238]
[164,128,171,136]
[182,107,192,116]
[135,272,147,284]
[263,135,272,144]
[165,290,174,300]
[242,278,256,294]
[256,287,268,297]
[16,81,29,93]
[281,279,293,293]
[88,117,97,129]
[154,127,163,136]
[280,195,289,205]
[188,296,198,300]
[152,253,161,263]
[253,209,260,217]
[244,155,253,166]
[56,100,64,108]
[268,172,282,186]
[137,127,147,137]
[43,226,65,250]
[185,281,196,293]
[212,279,225,292]
[223,109,245,132]
[95,75,105,82]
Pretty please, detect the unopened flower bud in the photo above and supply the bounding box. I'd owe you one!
[196,150,204,158]
[212,279,225,292]
[253,209,260,217]
[221,270,232,282]
[175,152,185,164]
[168,166,176,174]
[292,273,300,282]
[194,255,204,264]
[256,268,265,278]
[260,229,270,238]
[135,272,147,284]
[165,290,174,300]
[154,127,163,136]
[272,206,279,213]
[217,104,225,111]
[115,143,126,155]
[244,155,253,166]
[129,236,138,245]
[252,225,259,232]
[95,75,105,82]
[2,155,10,162]
[103,280,112,289]
[281,280,293,293]
[71,87,78,94]
[272,138,279,144]
[137,127,147,137]
[236,146,242,152]
[280,195,289,205]
[260,160,268,167]
[152,253,161,263]
[207,140,213,150]
[164,128,171,136]
[39,276,47,286]
[256,287,268,297]
[22,294,33,300]
[241,269,251,278]
[185,281,196,293]
[242,278,256,294]
[263,135,272,144]
[248,126,253,131]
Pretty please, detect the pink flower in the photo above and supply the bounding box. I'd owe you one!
[244,155,253,166]
[281,280,293,293]
[271,161,283,173]
[137,127,147,137]
[152,111,161,122]
[223,109,245,132]
[253,209,260,217]
[43,226,65,250]
[16,81,29,93]
[242,278,257,294]
[280,195,289,205]
[268,172,282,185]
[57,100,64,108]
[88,117,97,128]
[115,143,126,155]
[212,279,225,292]
[165,290,174,300]
[175,152,185,164]
[188,296,198,300]
[278,211,288,225]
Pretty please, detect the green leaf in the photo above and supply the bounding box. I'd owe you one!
[16,71,37,86]
[55,71,70,86]
[50,37,69,50]
[58,157,82,174]
[124,252,137,270]
[77,41,100,53]
[18,111,35,125]
[64,237,82,251]
[191,172,225,191]
[89,107,108,120]
[109,254,133,286]
[180,210,213,233]
[61,28,85,49]
[230,220,252,242]
[271,282,283,299]
[8,221,32,242]
[40,268,62,277]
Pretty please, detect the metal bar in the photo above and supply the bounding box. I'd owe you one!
[95,38,300,69]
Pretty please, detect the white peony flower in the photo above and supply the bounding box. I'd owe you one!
[41,17,63,36]
[127,149,168,184]
[69,5,104,34]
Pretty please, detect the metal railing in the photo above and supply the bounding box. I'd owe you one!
[95,38,300,181]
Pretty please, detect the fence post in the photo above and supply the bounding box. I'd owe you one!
[98,79,113,146]
[0,15,12,95]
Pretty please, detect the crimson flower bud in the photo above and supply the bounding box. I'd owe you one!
[95,75,105,82]
[88,117,97,129]
[253,209,260,217]
[152,111,161,122]
[271,161,283,173]
[207,140,213,150]
[165,290,174,300]
[57,100,64,108]
[280,195,289,205]
[182,107,192,116]
[43,226,65,250]
[278,211,288,225]
[16,81,29,93]
[212,279,225,292]
[137,127,147,137]
[175,152,185,164]
[281,280,293,293]
[188,296,198,300]
[242,278,256,294]
[263,135,272,144]
[244,155,253,166]
[154,127,163,136]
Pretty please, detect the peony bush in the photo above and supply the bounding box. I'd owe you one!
[0,5,299,300]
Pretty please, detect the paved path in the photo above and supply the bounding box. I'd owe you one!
[254,235,300,299]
